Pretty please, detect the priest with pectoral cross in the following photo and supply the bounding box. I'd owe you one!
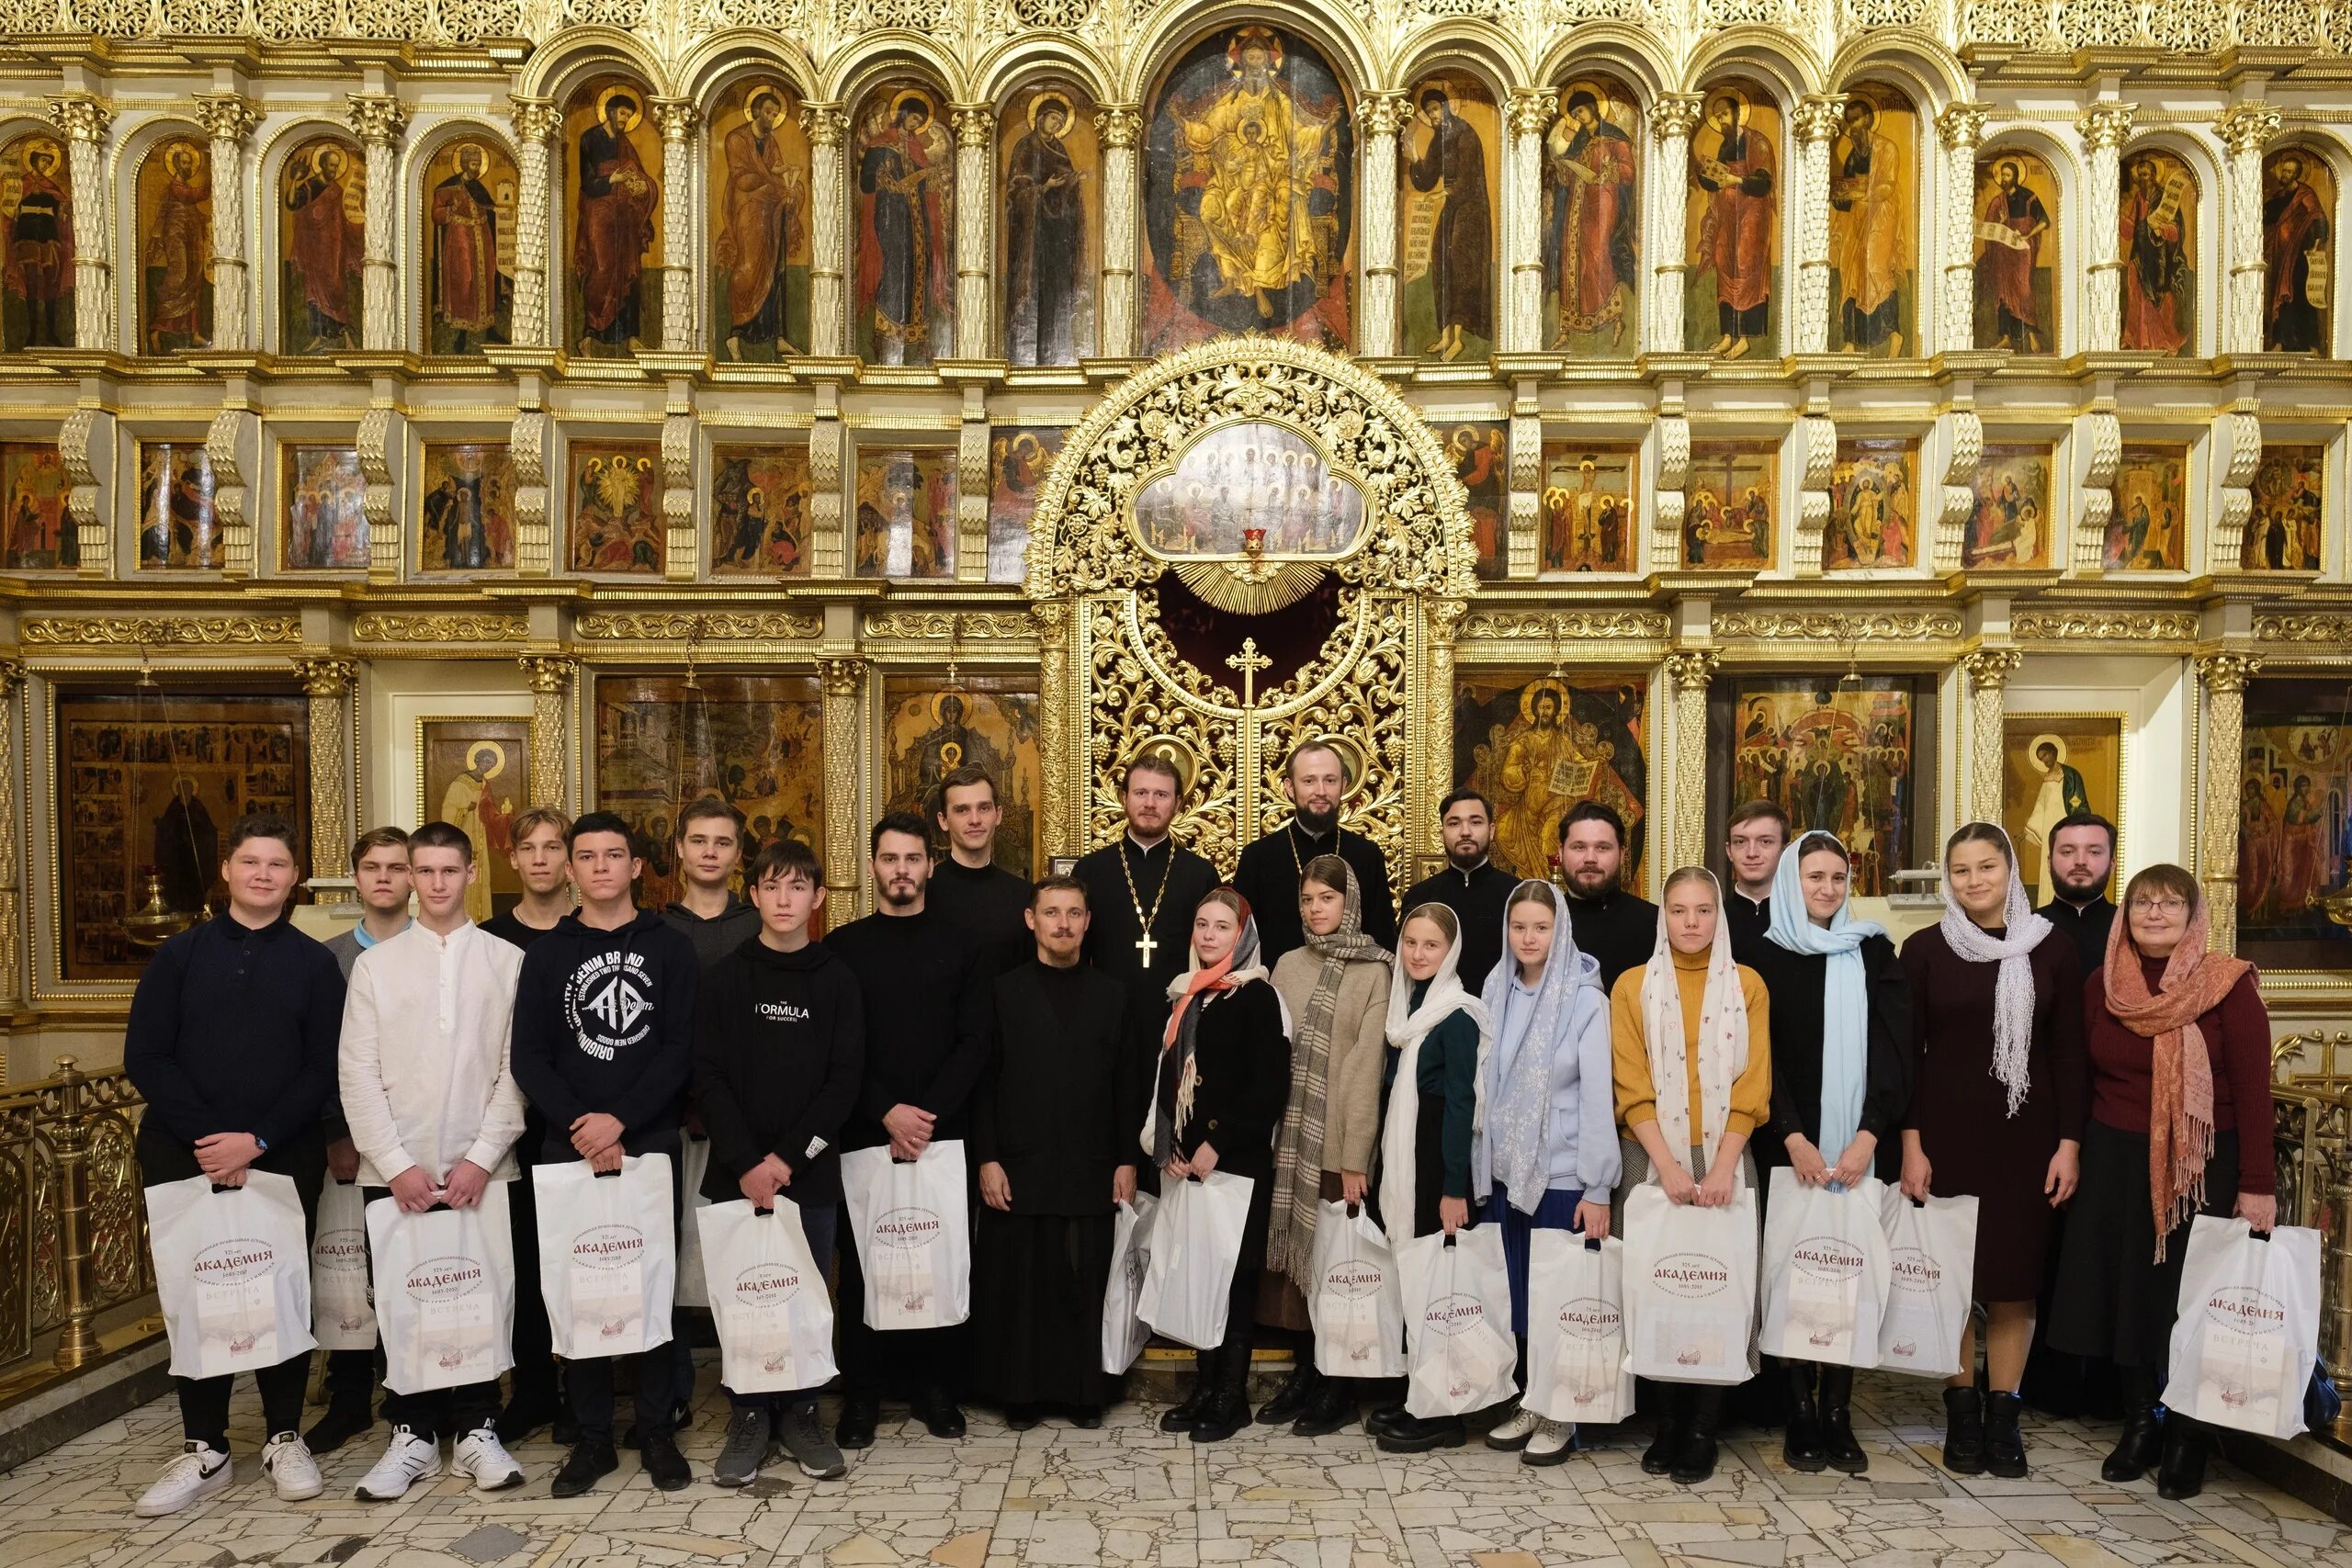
[1074,750,1218,1063]
[1233,739,1398,966]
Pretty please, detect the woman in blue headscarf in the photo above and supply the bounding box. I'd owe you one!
[1748,831,1912,1476]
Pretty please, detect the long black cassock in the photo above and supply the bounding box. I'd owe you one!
[1232,821,1397,967]
[969,959,1139,1409]
[1074,835,1220,1047]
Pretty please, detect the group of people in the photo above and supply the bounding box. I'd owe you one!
[121,738,2276,1516]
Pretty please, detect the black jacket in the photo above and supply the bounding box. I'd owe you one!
[1401,860,1514,993]
[1749,931,1912,1180]
[693,936,865,1206]
[822,906,995,1151]
[508,908,701,1160]
[1234,823,1397,966]
[1153,979,1290,1181]
[973,961,1138,1216]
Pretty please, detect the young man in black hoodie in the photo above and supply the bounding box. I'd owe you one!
[695,835,863,1487]
[508,811,701,1497]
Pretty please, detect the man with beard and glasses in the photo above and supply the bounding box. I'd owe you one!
[1234,740,1397,966]
[1555,800,1656,988]
[1722,799,1789,964]
[1401,788,1513,991]
[2036,811,2118,978]
[822,812,994,1449]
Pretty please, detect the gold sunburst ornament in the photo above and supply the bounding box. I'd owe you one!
[1173,556,1328,615]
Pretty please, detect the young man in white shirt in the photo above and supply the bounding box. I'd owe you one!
[339,819,529,1500]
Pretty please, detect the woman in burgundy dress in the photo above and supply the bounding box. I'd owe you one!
[2049,863,2273,1501]
[1899,822,2086,1480]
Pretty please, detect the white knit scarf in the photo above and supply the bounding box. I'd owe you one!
[1936,822,2052,1118]
[1638,870,1749,1164]
[1375,919,1492,1248]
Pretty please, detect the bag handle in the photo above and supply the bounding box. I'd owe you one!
[593,1167,622,1179]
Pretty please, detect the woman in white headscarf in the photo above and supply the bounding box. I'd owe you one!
[1898,822,2086,1483]
[1472,879,1616,1466]
[1609,866,1773,1487]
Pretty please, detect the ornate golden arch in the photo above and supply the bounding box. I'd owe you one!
[1026,337,1476,890]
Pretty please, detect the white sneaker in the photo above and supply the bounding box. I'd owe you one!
[1485,1404,1540,1450]
[134,1440,233,1517]
[262,1431,323,1501]
[452,1426,525,1492]
[1523,1416,1575,1466]
[353,1426,440,1501]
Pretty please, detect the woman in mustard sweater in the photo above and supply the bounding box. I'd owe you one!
[1609,865,1772,1485]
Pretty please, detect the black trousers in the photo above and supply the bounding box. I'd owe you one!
[506,1122,560,1408]
[565,1154,686,1446]
[138,1126,325,1451]
[836,1219,967,1401]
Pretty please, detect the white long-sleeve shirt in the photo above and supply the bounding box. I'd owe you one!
[338,919,527,1188]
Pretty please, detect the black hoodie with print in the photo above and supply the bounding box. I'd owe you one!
[509,908,702,1162]
[692,935,866,1207]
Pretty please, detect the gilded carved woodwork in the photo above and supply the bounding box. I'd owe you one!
[22,616,301,645]
[2197,651,2262,953]
[352,613,530,643]
[1962,648,2024,826]
[1714,610,1962,642]
[820,656,866,914]
[295,656,358,893]
[2012,610,2201,644]
[521,655,573,810]
[1663,650,1716,874]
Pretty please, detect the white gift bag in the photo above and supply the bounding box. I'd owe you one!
[1524,1232,1634,1425]
[311,1179,377,1350]
[1137,1171,1253,1349]
[1101,1195,1159,1375]
[674,1136,714,1310]
[839,1140,972,1330]
[2162,1215,2323,1439]
[1875,1188,1977,1379]
[1397,1226,1519,1417]
[532,1154,676,1359]
[1621,1179,1759,1386]
[147,1170,316,1381]
[368,1185,517,1395]
[1760,1169,1893,1369]
[1309,1201,1405,1379]
[697,1198,838,1394]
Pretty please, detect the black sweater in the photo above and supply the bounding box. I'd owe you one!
[124,911,345,1154]
[508,908,701,1160]
[663,896,761,970]
[973,961,1139,1216]
[1233,823,1397,966]
[1152,979,1291,1181]
[1748,931,1912,1180]
[692,936,865,1206]
[1566,886,1660,990]
[924,857,1036,976]
[823,906,995,1151]
[1401,860,1514,993]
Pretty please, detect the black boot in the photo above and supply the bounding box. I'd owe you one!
[1160,1348,1216,1434]
[2156,1413,2210,1500]
[1941,1386,1986,1475]
[1190,1340,1254,1444]
[1818,1365,1866,1474]
[1984,1390,2029,1479]
[1671,1387,1722,1484]
[1376,1410,1468,1452]
[1292,1377,1358,1438]
[1643,1384,1686,1476]
[2104,1370,2165,1483]
[1258,1359,1318,1426]
[1781,1362,1826,1472]
[1364,1397,1409,1438]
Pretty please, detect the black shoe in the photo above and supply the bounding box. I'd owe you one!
[1364,1401,1409,1438]
[2156,1414,2209,1500]
[1188,1392,1251,1444]
[914,1387,966,1440]
[1068,1406,1102,1430]
[1941,1386,1986,1476]
[835,1396,881,1450]
[1984,1391,2028,1479]
[494,1395,560,1446]
[1159,1382,1214,1434]
[1004,1404,1042,1432]
[1643,1386,1686,1476]
[1375,1412,1467,1453]
[1670,1427,1720,1485]
[1781,1365,1826,1473]
[303,1397,373,1456]
[1818,1366,1867,1475]
[2103,1404,2165,1483]
[639,1431,692,1492]
[1257,1361,1317,1426]
[551,1440,619,1497]
[1292,1382,1357,1438]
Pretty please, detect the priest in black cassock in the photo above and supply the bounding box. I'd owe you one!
[970,875,1138,1427]
[1400,787,1514,991]
[1232,740,1397,965]
[1723,799,1789,964]
[1557,800,1657,987]
[2035,811,2117,970]
[922,764,1035,974]
[1075,752,1220,1051]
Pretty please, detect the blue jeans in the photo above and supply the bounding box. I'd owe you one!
[726,1202,839,1411]
[1490,1183,1588,1339]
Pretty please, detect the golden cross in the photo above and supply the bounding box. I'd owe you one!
[1226,637,1272,710]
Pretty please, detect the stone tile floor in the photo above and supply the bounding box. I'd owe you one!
[6,1364,2350,1568]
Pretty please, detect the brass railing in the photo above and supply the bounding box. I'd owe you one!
[2274,1032,2352,1443]
[0,1058,153,1375]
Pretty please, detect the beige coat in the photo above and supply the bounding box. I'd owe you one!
[1271,946,1391,1176]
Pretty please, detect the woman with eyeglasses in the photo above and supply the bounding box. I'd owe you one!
[2047,863,2273,1501]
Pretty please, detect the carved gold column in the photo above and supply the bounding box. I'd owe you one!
[953,106,993,359]
[1962,649,2022,825]
[507,97,560,347]
[2077,103,2136,352]
[2217,104,2283,356]
[522,655,574,809]
[0,661,24,1009]
[1096,107,1142,357]
[2197,652,2262,953]
[1664,649,1717,875]
[652,98,697,352]
[821,657,866,917]
[802,105,847,356]
[1648,95,1704,353]
[45,94,111,350]
[296,657,357,897]
[1035,602,1074,858]
[1936,104,1989,355]
[1356,92,1406,359]
[193,92,259,349]
[345,93,406,351]
[1792,95,1845,355]
[1505,89,1555,354]
[1423,600,1464,877]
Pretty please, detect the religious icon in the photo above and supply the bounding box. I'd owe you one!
[0,442,74,570]
[424,136,516,355]
[2,133,73,350]
[2105,444,2188,570]
[883,677,1046,876]
[1826,439,1917,570]
[1964,443,2054,569]
[1973,149,2059,352]
[1538,442,1636,573]
[1544,77,1639,355]
[1686,83,1779,357]
[1001,84,1097,366]
[2264,146,2334,354]
[1828,88,1915,356]
[139,136,212,353]
[567,440,663,574]
[1683,441,1777,568]
[1131,421,1364,557]
[418,443,514,572]
[2002,716,2121,908]
[712,79,811,362]
[279,136,364,354]
[989,426,1065,582]
[1453,675,1648,885]
[58,692,308,978]
[854,446,956,578]
[1142,25,1355,355]
[710,444,811,576]
[2237,676,2352,971]
[2245,445,2325,570]
[855,80,955,367]
[420,719,531,925]
[135,441,220,570]
[566,79,662,357]
[1728,677,1919,897]
[279,445,368,570]
[1400,77,1496,364]
[1447,422,1509,580]
[2120,149,2197,355]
